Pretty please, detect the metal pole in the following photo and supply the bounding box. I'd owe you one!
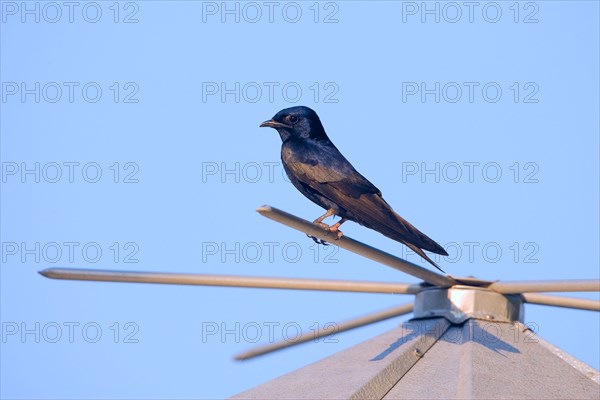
[235,303,414,360]
[257,205,456,288]
[490,280,600,294]
[522,293,600,311]
[39,268,424,294]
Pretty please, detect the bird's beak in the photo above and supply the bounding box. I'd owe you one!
[260,119,291,129]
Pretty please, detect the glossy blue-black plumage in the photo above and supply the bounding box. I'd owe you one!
[260,106,448,271]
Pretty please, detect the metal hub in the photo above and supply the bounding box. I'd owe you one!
[413,286,524,324]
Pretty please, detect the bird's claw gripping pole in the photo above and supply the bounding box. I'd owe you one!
[256,205,457,288]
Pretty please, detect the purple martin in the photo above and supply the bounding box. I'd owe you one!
[260,106,448,272]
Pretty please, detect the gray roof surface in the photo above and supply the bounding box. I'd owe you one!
[385,320,599,399]
[232,318,599,400]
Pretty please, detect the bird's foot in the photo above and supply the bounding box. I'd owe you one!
[308,221,333,245]
[326,218,346,240]
[307,221,344,245]
[314,221,330,230]
[327,226,344,240]
[309,213,345,245]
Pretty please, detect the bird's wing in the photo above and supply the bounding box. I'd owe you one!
[286,142,381,197]
[285,143,447,256]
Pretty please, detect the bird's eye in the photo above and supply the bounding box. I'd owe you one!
[289,115,298,124]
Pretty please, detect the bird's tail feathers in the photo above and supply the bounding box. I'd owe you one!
[373,195,448,256]
[390,210,449,256]
[403,242,446,273]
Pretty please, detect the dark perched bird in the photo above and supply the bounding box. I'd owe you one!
[260,106,448,272]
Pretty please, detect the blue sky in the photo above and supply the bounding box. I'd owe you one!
[1,1,599,399]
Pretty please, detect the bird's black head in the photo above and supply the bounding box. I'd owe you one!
[260,106,328,142]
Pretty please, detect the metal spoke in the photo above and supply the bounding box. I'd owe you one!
[235,303,414,361]
[490,280,600,294]
[522,293,600,311]
[257,205,456,287]
[39,268,424,294]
